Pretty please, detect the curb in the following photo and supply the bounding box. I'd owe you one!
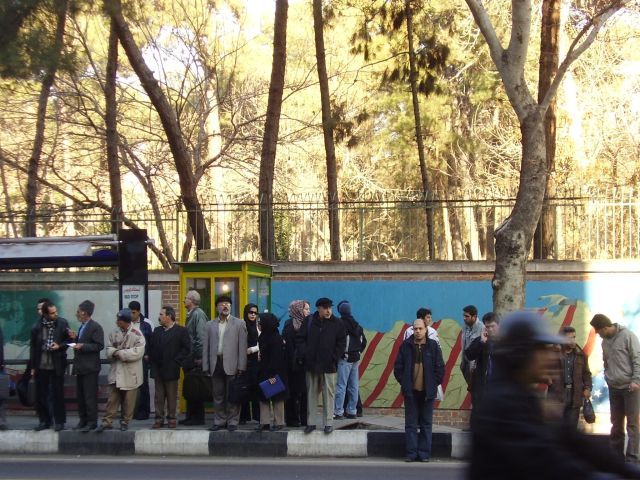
[0,429,469,458]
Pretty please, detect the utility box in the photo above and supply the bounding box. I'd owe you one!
[177,261,272,321]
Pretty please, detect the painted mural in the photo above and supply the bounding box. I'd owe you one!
[271,274,640,411]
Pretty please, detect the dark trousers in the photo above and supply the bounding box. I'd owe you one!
[76,372,99,426]
[240,396,260,423]
[35,369,65,426]
[134,362,150,419]
[285,369,307,427]
[186,399,205,423]
[610,387,640,461]
[404,390,435,461]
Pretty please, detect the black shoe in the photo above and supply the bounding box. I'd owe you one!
[356,411,363,417]
[178,418,190,425]
[418,458,430,463]
[333,414,344,420]
[81,424,97,433]
[345,413,357,419]
[73,422,87,431]
[34,423,51,432]
[120,424,128,432]
[270,425,284,432]
[95,424,112,433]
[255,424,270,432]
[133,414,149,421]
[54,424,65,432]
[208,424,224,432]
[323,425,333,434]
[404,457,416,463]
[304,425,316,434]
[0,425,7,431]
[227,425,238,432]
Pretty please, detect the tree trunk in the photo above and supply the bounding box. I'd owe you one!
[105,18,123,235]
[259,0,288,263]
[534,0,560,259]
[493,113,547,312]
[405,0,435,260]
[24,0,68,237]
[107,0,211,252]
[312,0,341,261]
[0,159,18,236]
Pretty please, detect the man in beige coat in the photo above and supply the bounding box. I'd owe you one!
[203,295,247,431]
[96,309,146,432]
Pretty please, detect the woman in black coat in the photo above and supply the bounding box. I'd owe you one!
[282,300,310,427]
[256,312,288,431]
[240,303,260,424]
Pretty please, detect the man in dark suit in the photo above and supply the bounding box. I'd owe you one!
[149,306,191,429]
[69,300,104,432]
[30,300,70,432]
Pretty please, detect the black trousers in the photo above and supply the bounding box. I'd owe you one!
[134,362,151,419]
[35,369,65,426]
[77,372,99,426]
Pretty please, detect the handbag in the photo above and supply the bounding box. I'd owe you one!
[182,369,212,402]
[582,397,596,424]
[228,374,251,404]
[259,374,286,399]
[17,372,36,407]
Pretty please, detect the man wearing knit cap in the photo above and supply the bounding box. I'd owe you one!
[69,300,104,432]
[334,300,366,420]
[303,297,346,434]
[591,313,640,463]
[96,309,146,432]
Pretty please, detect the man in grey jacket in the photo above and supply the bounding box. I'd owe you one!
[591,313,640,463]
[202,294,247,432]
[180,290,208,426]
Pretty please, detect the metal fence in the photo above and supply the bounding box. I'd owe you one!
[3,187,639,267]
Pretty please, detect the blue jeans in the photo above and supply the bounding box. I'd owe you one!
[404,390,434,460]
[334,359,360,416]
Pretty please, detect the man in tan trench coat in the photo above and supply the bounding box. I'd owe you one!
[96,309,146,432]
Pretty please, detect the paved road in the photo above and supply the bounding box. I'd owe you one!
[0,456,466,480]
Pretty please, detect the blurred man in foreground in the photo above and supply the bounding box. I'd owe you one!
[469,311,640,480]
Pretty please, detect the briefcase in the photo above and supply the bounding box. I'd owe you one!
[259,374,286,399]
[182,369,212,402]
[228,374,251,404]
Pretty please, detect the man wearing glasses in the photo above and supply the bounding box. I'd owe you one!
[202,294,247,432]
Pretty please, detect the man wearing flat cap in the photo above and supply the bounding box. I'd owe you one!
[96,309,146,432]
[591,313,640,463]
[303,297,346,434]
[202,294,247,431]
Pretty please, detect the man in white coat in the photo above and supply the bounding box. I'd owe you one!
[96,309,146,432]
[203,295,247,432]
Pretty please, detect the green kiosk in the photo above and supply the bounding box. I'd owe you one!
[178,260,272,323]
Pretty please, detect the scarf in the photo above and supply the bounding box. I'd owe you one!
[288,300,307,331]
[42,317,56,351]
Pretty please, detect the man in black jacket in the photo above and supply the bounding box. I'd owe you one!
[129,301,153,420]
[394,318,445,462]
[150,306,191,429]
[69,300,104,432]
[30,300,70,432]
[469,311,640,480]
[304,297,346,435]
[464,312,499,409]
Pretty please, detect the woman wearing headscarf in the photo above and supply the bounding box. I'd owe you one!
[239,303,260,425]
[256,312,288,431]
[283,300,310,427]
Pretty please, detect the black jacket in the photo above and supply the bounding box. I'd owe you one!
[257,314,288,402]
[304,312,347,374]
[150,324,191,381]
[394,336,444,399]
[464,336,495,403]
[469,368,640,480]
[0,323,4,368]
[340,314,367,363]
[283,318,307,373]
[30,317,70,376]
[72,319,104,375]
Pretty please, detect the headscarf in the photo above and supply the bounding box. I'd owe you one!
[288,300,308,331]
[243,303,259,348]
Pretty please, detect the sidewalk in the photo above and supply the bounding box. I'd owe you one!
[0,411,469,459]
